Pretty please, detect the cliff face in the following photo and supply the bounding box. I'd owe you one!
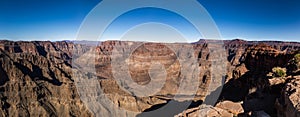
[0,41,92,117]
[0,39,299,117]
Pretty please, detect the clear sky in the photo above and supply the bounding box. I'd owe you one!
[100,7,201,42]
[0,0,299,42]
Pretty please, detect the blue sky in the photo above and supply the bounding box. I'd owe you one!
[100,7,201,42]
[0,0,299,42]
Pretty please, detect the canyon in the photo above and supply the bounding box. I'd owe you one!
[0,39,299,117]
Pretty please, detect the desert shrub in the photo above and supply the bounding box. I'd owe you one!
[295,53,300,61]
[272,67,287,77]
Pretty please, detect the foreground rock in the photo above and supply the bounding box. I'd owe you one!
[216,101,244,116]
[175,104,233,117]
[175,101,244,117]
[276,76,300,117]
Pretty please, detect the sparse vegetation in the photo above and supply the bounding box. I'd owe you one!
[272,67,287,77]
[295,53,300,59]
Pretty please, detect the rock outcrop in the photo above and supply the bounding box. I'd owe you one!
[175,104,233,117]
[276,76,300,117]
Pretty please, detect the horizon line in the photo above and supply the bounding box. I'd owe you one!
[0,38,299,43]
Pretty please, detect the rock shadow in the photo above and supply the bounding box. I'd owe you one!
[218,72,252,102]
[0,61,9,86]
[14,61,62,86]
[137,100,203,117]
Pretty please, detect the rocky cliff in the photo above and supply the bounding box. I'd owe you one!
[0,39,299,117]
[0,41,92,116]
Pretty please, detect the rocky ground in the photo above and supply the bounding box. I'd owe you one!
[0,39,299,117]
